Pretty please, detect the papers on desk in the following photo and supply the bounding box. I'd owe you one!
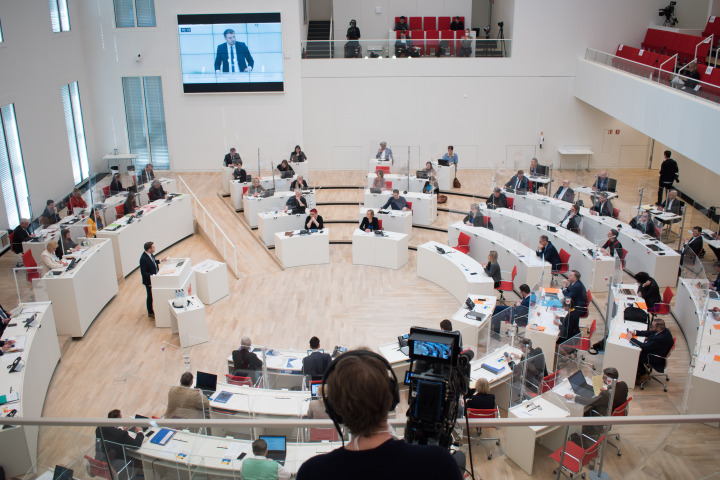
[6,335,26,352]
[193,260,220,273]
[0,392,20,405]
[150,428,176,445]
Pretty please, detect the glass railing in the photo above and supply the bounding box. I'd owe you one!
[302,38,512,59]
[584,48,720,106]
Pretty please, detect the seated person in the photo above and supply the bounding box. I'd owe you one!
[290,145,307,162]
[276,159,295,176]
[87,208,104,238]
[394,32,415,57]
[457,29,473,57]
[439,319,473,360]
[450,16,464,30]
[290,175,308,190]
[600,229,622,257]
[442,146,458,174]
[491,283,531,333]
[285,189,308,214]
[590,192,613,217]
[141,163,155,184]
[40,200,61,226]
[505,170,529,191]
[42,241,68,269]
[631,318,674,384]
[372,169,386,190]
[123,192,138,215]
[232,164,247,182]
[420,161,438,193]
[554,297,581,345]
[110,172,124,195]
[381,189,409,211]
[56,228,80,257]
[242,439,291,480]
[147,179,166,201]
[360,209,380,232]
[635,272,661,310]
[305,208,324,230]
[563,368,628,440]
[509,338,547,379]
[247,177,266,196]
[553,179,575,202]
[536,235,562,271]
[376,141,393,162]
[463,203,493,229]
[681,226,703,266]
[304,384,330,419]
[481,250,501,288]
[629,211,656,237]
[486,187,508,209]
[164,372,210,425]
[592,170,611,192]
[68,188,87,213]
[11,218,34,257]
[528,157,546,177]
[232,336,263,374]
[95,409,145,474]
[302,336,332,378]
[559,204,581,233]
[394,16,408,31]
[465,378,495,412]
[663,189,684,215]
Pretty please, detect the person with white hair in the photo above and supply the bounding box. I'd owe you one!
[148,179,167,201]
[376,141,393,162]
[232,336,263,374]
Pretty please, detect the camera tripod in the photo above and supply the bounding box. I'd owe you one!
[497,25,506,57]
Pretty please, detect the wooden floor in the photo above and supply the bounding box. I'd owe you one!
[4,168,720,480]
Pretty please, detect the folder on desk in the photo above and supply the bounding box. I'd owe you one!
[149,428,176,445]
[0,392,19,405]
[480,363,505,375]
[214,391,233,404]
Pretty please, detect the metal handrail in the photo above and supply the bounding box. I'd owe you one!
[176,176,239,278]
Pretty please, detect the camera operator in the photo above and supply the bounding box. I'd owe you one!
[297,350,463,480]
[345,20,361,58]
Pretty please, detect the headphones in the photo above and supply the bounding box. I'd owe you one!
[321,349,399,443]
[349,19,357,26]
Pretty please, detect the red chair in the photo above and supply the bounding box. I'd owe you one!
[580,319,597,352]
[242,186,249,195]
[226,374,253,387]
[580,290,592,320]
[540,371,560,394]
[466,408,501,460]
[496,265,517,304]
[425,30,440,55]
[376,165,390,175]
[8,231,14,248]
[309,427,339,442]
[438,16,451,30]
[406,201,412,211]
[612,207,620,219]
[102,185,111,199]
[551,249,571,286]
[647,286,673,323]
[409,16,422,30]
[83,226,89,237]
[483,216,491,227]
[619,248,628,268]
[550,435,605,478]
[385,181,392,190]
[115,205,125,217]
[84,455,114,480]
[22,250,41,282]
[423,16,436,31]
[377,219,383,230]
[703,16,720,47]
[606,397,633,456]
[506,197,514,209]
[454,232,470,254]
[640,338,676,392]
[654,225,662,239]
[440,30,455,55]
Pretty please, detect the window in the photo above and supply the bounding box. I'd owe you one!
[114,0,156,28]
[49,0,70,32]
[61,82,89,185]
[122,76,169,169]
[0,104,31,229]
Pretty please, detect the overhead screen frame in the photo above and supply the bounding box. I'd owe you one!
[177,12,284,94]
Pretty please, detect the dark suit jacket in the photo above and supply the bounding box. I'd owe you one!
[286,195,308,214]
[593,177,610,191]
[214,42,254,72]
[564,214,581,234]
[486,194,507,209]
[465,393,495,411]
[664,198,684,215]
[11,225,31,254]
[139,251,160,286]
[148,186,166,201]
[290,179,308,190]
[563,280,587,311]
[141,169,155,184]
[712,275,720,291]
[0,306,10,339]
[632,328,673,372]
[576,381,629,417]
[110,179,124,195]
[484,261,501,286]
[630,218,656,236]
[232,349,263,372]
[360,217,380,231]
[224,153,240,166]
[305,215,324,230]
[302,351,332,377]
[639,278,661,309]
[553,186,575,202]
[463,213,493,230]
[558,308,581,341]
[537,242,562,271]
[685,235,703,256]
[591,200,613,217]
[505,175,529,191]
[233,168,247,183]
[123,200,136,215]
[95,426,144,461]
[602,238,623,258]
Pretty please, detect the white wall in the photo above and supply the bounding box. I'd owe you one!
[673,0,713,29]
[309,0,333,21]
[76,0,305,172]
[0,0,96,229]
[332,0,472,41]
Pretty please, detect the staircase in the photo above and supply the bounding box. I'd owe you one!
[305,20,331,59]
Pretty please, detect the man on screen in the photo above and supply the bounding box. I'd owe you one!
[214,29,254,73]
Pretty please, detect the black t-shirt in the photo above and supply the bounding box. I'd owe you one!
[296,438,462,480]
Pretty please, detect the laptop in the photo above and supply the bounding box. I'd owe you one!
[195,371,218,396]
[280,170,294,179]
[370,187,382,194]
[568,370,594,397]
[52,466,73,480]
[134,414,150,431]
[262,188,275,198]
[416,170,429,179]
[259,435,287,465]
[307,349,324,356]
[646,243,661,252]
[65,258,79,271]
[438,159,450,167]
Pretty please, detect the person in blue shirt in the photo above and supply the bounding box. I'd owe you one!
[536,235,562,271]
[442,145,458,178]
[381,189,409,211]
[562,270,587,315]
[491,283,531,333]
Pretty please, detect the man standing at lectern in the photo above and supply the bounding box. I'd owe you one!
[214,29,254,73]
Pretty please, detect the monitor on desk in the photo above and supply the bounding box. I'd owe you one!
[437,159,450,167]
[416,170,429,179]
[259,435,287,464]
[310,382,321,398]
[307,349,323,356]
[195,371,217,394]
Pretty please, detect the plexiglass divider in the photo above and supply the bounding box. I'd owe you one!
[13,266,50,305]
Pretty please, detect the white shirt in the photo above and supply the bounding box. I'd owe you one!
[145,251,158,274]
[557,187,568,199]
[228,45,236,72]
[380,149,386,160]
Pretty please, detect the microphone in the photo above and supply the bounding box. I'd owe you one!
[658,46,666,54]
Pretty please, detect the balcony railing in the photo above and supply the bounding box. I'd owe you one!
[302,38,511,59]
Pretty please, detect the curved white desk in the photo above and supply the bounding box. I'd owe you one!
[243,191,316,228]
[450,294,496,350]
[447,222,551,290]
[231,175,295,210]
[358,207,412,237]
[364,189,436,226]
[366,172,426,193]
[416,241,495,301]
[257,211,307,247]
[0,303,60,478]
[274,229,329,268]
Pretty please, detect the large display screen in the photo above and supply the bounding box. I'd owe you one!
[177,13,283,93]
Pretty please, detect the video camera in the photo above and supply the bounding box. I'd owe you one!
[403,327,471,449]
[659,1,678,26]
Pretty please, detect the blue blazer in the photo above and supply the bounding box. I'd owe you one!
[562,280,587,311]
[505,175,529,191]
[537,242,562,271]
[376,148,393,160]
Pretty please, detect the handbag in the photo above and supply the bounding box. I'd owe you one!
[437,194,448,204]
[624,306,648,324]
[453,177,461,188]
